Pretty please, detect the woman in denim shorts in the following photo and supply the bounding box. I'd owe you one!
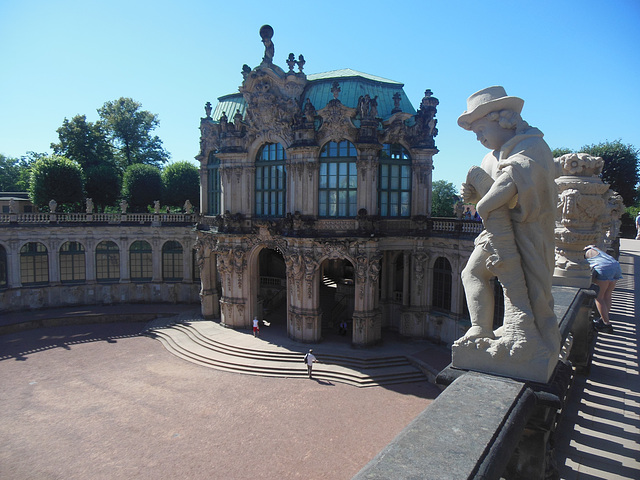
[584,245,622,333]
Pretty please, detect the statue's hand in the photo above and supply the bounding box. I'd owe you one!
[461,183,478,203]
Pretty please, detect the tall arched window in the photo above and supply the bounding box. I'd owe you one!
[319,140,358,217]
[130,240,152,282]
[432,257,452,311]
[192,249,201,282]
[379,143,411,217]
[208,151,222,215]
[20,242,49,285]
[96,241,120,283]
[255,143,286,217]
[60,241,86,284]
[162,241,183,281]
[0,244,8,289]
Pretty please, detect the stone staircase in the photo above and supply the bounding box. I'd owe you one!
[144,316,428,388]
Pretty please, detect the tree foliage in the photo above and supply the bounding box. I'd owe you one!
[98,97,170,169]
[551,147,573,158]
[122,164,163,212]
[431,180,460,217]
[162,161,200,209]
[28,155,84,211]
[51,115,121,209]
[579,140,639,207]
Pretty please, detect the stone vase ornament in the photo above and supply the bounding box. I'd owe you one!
[553,153,609,288]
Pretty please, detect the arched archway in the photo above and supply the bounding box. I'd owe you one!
[254,247,287,332]
[320,257,355,342]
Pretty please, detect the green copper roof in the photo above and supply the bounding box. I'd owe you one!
[212,93,247,122]
[306,68,403,85]
[303,69,415,118]
[210,69,416,123]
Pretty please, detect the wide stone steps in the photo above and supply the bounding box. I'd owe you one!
[145,321,428,388]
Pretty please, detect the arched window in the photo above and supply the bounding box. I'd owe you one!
[192,249,201,281]
[96,241,120,283]
[379,143,411,217]
[432,257,452,311]
[20,242,49,285]
[255,143,286,217]
[130,240,152,282]
[319,140,358,217]
[60,241,85,284]
[0,244,8,289]
[208,151,222,215]
[162,241,183,281]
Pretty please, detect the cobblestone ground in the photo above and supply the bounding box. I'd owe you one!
[0,322,439,480]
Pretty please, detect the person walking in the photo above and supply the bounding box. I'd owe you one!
[303,349,317,379]
[584,245,621,333]
[635,212,640,240]
[252,317,260,337]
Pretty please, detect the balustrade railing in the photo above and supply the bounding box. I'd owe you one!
[0,212,198,226]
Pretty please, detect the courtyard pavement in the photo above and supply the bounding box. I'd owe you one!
[0,239,638,479]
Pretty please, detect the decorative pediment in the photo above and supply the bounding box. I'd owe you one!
[317,99,358,145]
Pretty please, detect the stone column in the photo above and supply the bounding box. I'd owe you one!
[199,165,208,215]
[356,146,381,215]
[553,153,610,288]
[400,251,429,337]
[352,249,382,346]
[285,248,322,343]
[410,150,435,216]
[217,245,250,328]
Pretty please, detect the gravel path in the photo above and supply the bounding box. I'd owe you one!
[0,322,439,480]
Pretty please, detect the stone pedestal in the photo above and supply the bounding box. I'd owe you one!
[553,154,609,287]
[352,309,381,346]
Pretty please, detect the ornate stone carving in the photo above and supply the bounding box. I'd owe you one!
[554,153,613,287]
[316,96,357,145]
[452,86,559,383]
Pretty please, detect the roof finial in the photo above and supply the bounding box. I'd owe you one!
[259,25,274,65]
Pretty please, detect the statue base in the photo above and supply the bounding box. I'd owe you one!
[452,334,557,383]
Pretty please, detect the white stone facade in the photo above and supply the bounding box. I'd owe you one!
[0,212,200,312]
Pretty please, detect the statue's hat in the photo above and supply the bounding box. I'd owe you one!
[458,86,524,130]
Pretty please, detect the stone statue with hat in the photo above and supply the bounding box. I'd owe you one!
[453,86,560,383]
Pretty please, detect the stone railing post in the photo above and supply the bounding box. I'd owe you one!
[553,153,610,288]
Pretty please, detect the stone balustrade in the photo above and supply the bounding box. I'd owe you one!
[0,212,198,225]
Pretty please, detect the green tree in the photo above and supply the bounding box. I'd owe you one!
[551,147,573,158]
[431,180,460,217]
[0,154,26,191]
[28,155,84,211]
[122,164,163,212]
[580,140,639,207]
[162,161,200,209]
[98,97,170,169]
[0,152,46,192]
[51,115,121,209]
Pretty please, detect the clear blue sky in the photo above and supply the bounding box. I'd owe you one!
[1,0,639,189]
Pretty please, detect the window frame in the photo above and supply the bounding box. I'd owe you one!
[20,242,49,286]
[318,140,358,218]
[162,240,184,282]
[255,143,287,218]
[378,143,412,218]
[129,240,153,282]
[59,241,86,284]
[95,240,120,283]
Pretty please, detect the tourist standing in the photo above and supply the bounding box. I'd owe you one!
[253,317,260,337]
[303,349,317,379]
[635,212,640,240]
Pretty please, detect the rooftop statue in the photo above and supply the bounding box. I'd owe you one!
[453,86,561,383]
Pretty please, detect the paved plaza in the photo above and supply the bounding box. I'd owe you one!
[0,239,638,479]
